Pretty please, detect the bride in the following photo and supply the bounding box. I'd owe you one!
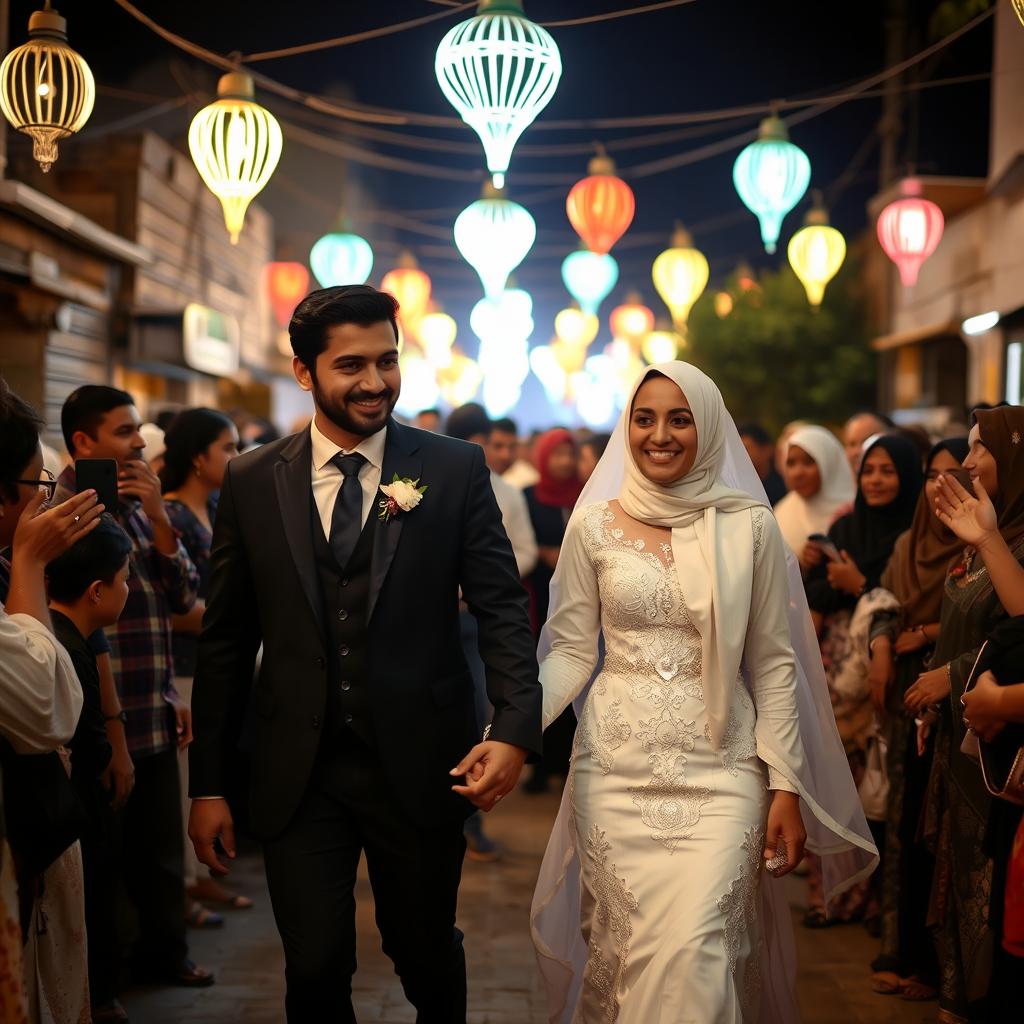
[531,363,878,1023]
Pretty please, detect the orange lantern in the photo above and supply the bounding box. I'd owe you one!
[609,293,655,342]
[381,251,432,325]
[265,261,309,329]
[566,150,635,255]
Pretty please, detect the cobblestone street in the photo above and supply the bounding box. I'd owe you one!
[125,787,930,1023]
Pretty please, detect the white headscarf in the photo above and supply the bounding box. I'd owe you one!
[773,425,855,555]
[618,361,765,747]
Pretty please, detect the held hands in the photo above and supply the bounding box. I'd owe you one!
[961,670,1007,743]
[935,474,997,549]
[189,798,236,876]
[118,460,168,523]
[763,791,806,878]
[450,740,528,812]
[904,666,951,714]
[12,489,103,564]
[826,551,866,597]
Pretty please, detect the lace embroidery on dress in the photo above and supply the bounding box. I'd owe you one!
[705,684,757,775]
[583,825,638,1024]
[629,709,712,852]
[580,699,632,775]
[717,824,765,974]
[751,507,767,562]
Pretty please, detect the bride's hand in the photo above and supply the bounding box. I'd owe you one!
[934,473,998,548]
[764,791,806,878]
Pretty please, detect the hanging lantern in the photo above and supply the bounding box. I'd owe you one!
[471,287,534,345]
[714,291,734,318]
[419,311,458,369]
[876,178,944,288]
[787,201,846,307]
[561,250,619,316]
[530,346,568,405]
[454,182,536,298]
[642,329,683,365]
[609,294,655,343]
[651,223,709,329]
[394,352,441,418]
[310,232,374,288]
[733,115,810,254]
[554,306,599,349]
[382,253,432,325]
[566,150,636,255]
[265,262,309,329]
[435,0,561,188]
[439,349,483,406]
[0,5,95,173]
[188,71,282,244]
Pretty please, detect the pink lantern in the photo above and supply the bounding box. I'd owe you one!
[876,179,944,288]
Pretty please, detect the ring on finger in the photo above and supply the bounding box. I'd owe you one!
[73,514,81,523]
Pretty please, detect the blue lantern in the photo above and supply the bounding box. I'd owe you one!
[733,116,810,254]
[561,250,619,316]
[309,232,374,287]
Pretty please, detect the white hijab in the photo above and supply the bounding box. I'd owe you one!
[773,425,855,555]
[618,361,764,747]
[532,362,879,1024]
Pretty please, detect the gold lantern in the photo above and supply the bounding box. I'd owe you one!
[787,203,846,307]
[188,71,283,244]
[651,224,709,329]
[0,4,95,173]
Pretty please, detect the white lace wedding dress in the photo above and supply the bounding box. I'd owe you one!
[539,501,805,1023]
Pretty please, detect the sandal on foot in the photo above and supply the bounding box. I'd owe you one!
[898,977,938,1002]
[185,900,224,929]
[92,1000,129,1023]
[871,972,903,995]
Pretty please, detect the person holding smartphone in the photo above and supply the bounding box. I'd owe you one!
[55,385,212,992]
[801,435,923,929]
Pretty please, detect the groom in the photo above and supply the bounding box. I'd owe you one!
[188,285,542,1022]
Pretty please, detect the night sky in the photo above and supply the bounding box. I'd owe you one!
[4,0,993,423]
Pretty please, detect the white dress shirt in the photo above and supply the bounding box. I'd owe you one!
[0,602,83,754]
[310,417,388,539]
[490,471,538,577]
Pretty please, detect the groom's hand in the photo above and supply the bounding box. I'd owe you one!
[189,797,236,876]
[450,741,528,811]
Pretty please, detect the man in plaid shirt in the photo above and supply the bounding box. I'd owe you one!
[58,385,214,991]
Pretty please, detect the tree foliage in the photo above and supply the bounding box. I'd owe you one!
[685,260,876,434]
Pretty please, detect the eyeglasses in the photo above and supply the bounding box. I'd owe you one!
[15,468,57,501]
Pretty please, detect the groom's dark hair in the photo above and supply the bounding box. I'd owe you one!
[289,285,400,371]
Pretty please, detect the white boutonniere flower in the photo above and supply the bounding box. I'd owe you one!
[378,474,427,524]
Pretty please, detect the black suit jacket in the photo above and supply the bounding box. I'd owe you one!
[189,420,542,838]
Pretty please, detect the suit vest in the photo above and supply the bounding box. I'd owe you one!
[310,494,377,747]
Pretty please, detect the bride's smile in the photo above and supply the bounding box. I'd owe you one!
[628,372,699,485]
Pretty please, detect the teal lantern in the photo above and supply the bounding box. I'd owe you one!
[733,116,810,254]
[309,232,374,288]
[561,250,619,316]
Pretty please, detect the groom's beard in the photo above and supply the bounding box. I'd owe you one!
[311,376,398,438]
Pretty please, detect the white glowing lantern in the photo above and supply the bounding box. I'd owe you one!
[435,0,562,188]
[530,345,568,404]
[470,287,534,345]
[419,311,458,369]
[438,350,483,406]
[394,352,440,418]
[554,306,599,348]
[454,183,536,298]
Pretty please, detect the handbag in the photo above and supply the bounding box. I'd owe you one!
[858,724,889,822]
[960,637,1024,807]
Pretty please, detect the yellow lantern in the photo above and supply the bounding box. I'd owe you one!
[714,291,734,319]
[438,350,483,407]
[608,292,655,343]
[651,224,709,329]
[554,306,599,348]
[188,71,283,244]
[0,5,95,173]
[642,329,683,365]
[419,311,458,369]
[787,203,846,307]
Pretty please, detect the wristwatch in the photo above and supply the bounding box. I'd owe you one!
[104,710,128,725]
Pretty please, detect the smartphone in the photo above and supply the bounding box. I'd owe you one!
[946,468,977,498]
[807,532,842,562]
[75,458,118,512]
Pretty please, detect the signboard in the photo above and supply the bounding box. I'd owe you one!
[182,303,240,376]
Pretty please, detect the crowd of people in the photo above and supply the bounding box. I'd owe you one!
[1,357,1022,1023]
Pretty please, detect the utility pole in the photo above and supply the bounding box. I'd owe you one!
[879,0,907,190]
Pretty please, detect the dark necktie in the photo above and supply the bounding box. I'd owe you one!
[329,452,368,569]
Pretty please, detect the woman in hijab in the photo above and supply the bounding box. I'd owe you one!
[531,364,877,1023]
[523,429,583,792]
[868,438,969,1001]
[903,407,1024,1023]
[802,435,922,927]
[774,425,855,571]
